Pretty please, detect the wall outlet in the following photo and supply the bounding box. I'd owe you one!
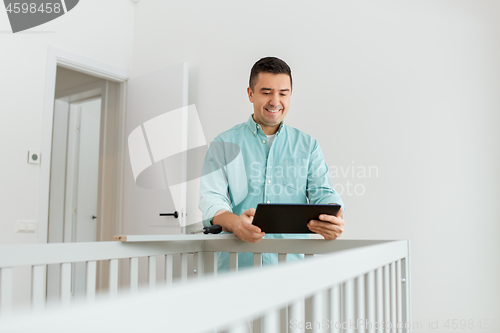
[17,220,36,233]
[28,151,40,164]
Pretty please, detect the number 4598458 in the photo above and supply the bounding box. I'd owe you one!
[6,3,62,14]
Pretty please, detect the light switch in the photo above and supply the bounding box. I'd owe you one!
[27,221,37,232]
[17,220,36,233]
[17,221,27,232]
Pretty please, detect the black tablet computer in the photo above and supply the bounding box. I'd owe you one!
[252,203,342,233]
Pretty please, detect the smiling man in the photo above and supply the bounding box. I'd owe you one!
[199,57,344,270]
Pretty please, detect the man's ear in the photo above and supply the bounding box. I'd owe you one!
[247,86,254,103]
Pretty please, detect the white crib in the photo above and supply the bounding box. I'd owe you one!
[0,235,411,332]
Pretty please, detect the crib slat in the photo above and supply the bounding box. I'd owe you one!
[213,252,218,277]
[401,257,411,333]
[129,257,138,293]
[305,295,313,329]
[340,283,345,331]
[181,253,188,282]
[344,280,355,333]
[376,267,383,333]
[0,267,13,315]
[289,298,305,333]
[165,254,173,287]
[357,275,366,333]
[60,263,72,306]
[278,253,287,263]
[331,285,341,333]
[31,265,46,312]
[396,260,403,333]
[108,259,118,297]
[229,252,238,272]
[391,262,397,331]
[279,305,287,333]
[262,308,279,333]
[194,252,205,279]
[253,317,263,333]
[311,291,328,332]
[384,265,390,333]
[253,253,262,268]
[86,261,97,302]
[366,270,376,333]
[148,256,156,290]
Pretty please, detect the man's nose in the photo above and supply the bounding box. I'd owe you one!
[269,94,280,107]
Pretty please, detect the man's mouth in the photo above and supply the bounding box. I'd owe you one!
[265,108,282,113]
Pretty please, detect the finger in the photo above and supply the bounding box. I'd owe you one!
[308,224,342,237]
[245,223,262,234]
[316,215,343,226]
[243,230,265,243]
[307,225,339,239]
[309,225,342,234]
[245,208,256,216]
[235,226,264,243]
[308,220,342,232]
[240,220,264,233]
[318,214,335,222]
[336,207,343,218]
[309,219,338,228]
[308,229,335,240]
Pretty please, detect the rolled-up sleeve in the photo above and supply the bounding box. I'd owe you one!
[306,140,344,208]
[198,139,233,227]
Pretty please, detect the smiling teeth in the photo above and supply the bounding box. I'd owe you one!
[267,109,281,113]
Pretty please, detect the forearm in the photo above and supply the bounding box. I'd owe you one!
[212,210,239,233]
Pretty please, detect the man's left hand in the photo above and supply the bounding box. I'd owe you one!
[307,207,344,240]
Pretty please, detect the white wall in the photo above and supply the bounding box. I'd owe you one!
[0,0,135,309]
[131,0,500,331]
[0,0,134,245]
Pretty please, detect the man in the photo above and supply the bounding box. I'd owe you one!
[199,57,344,270]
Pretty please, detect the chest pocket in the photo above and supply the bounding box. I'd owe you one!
[281,158,308,196]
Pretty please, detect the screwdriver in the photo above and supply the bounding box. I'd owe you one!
[191,225,223,234]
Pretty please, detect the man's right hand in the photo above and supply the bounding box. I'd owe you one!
[212,208,265,243]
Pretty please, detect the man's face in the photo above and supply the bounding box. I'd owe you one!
[247,72,292,134]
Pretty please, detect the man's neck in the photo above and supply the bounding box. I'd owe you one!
[262,125,279,135]
[253,115,280,135]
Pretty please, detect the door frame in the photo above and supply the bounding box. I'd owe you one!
[39,46,129,244]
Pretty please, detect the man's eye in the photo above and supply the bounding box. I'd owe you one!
[280,94,287,96]
[263,93,270,95]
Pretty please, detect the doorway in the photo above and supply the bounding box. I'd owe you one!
[49,87,102,244]
[46,67,123,300]
[47,67,122,244]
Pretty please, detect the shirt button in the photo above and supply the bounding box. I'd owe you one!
[262,140,266,144]
[267,180,271,183]
[257,125,260,128]
[267,201,270,204]
[254,131,256,134]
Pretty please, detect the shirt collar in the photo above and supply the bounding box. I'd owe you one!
[246,114,285,136]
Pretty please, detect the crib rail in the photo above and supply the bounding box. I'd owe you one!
[0,238,411,333]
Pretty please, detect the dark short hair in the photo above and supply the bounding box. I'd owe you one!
[249,57,292,91]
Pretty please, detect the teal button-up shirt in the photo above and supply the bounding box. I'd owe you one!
[199,114,343,271]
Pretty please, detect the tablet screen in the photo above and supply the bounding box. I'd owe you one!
[252,203,341,233]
